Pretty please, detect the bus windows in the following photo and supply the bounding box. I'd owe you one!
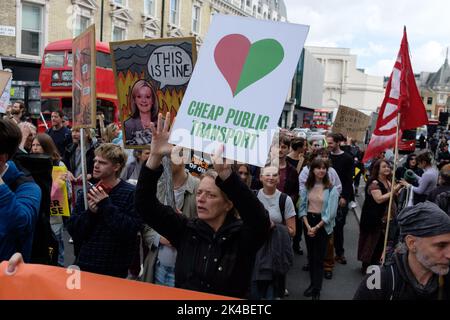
[62,98,72,120]
[41,99,60,113]
[96,51,112,69]
[44,51,65,68]
[97,99,115,124]
[402,129,416,141]
[67,52,73,67]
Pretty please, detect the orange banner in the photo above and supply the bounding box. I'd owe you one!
[0,262,236,300]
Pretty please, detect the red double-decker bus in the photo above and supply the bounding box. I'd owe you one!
[38,39,119,132]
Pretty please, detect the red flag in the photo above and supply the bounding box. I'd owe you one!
[363,27,428,163]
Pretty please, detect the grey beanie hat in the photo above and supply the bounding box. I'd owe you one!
[397,201,450,238]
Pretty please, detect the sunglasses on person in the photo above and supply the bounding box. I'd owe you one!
[262,173,279,177]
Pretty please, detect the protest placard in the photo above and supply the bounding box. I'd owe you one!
[72,24,96,129]
[50,166,70,217]
[0,70,12,114]
[332,105,371,142]
[110,37,197,148]
[0,261,235,300]
[168,15,309,167]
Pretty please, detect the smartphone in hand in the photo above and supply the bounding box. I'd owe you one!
[95,182,112,194]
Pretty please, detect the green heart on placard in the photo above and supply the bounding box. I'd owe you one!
[234,39,284,96]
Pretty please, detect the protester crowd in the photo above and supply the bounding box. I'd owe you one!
[1,105,450,300]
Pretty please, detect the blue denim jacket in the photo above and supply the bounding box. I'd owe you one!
[299,186,339,235]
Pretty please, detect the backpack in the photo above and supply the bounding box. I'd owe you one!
[13,153,59,265]
[278,192,288,224]
[434,191,450,216]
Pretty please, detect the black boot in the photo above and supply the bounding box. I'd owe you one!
[303,285,313,297]
[312,290,320,300]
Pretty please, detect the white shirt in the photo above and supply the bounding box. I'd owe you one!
[174,185,186,211]
[257,189,296,223]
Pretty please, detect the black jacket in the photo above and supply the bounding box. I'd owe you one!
[395,154,424,181]
[282,162,300,206]
[12,152,58,265]
[329,151,354,201]
[63,141,98,177]
[354,252,450,300]
[135,165,271,298]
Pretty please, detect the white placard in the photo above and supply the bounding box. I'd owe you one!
[0,72,12,114]
[0,26,16,37]
[169,15,309,167]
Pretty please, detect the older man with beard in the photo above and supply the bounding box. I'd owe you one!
[354,201,450,300]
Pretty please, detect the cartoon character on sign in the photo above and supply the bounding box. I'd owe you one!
[123,79,159,146]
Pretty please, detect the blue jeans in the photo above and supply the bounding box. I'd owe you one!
[51,223,64,267]
[154,259,175,287]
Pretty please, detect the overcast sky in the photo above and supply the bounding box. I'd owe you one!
[284,0,450,77]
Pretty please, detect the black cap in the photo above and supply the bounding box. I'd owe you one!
[397,201,450,238]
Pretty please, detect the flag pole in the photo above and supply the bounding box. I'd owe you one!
[381,112,401,264]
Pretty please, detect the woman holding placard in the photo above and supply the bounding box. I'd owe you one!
[123,79,159,146]
[135,113,271,298]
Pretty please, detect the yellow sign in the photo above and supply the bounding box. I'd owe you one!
[50,166,70,217]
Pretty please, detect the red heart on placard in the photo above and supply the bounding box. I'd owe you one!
[213,34,251,96]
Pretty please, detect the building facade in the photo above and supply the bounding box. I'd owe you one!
[0,0,287,73]
[306,46,385,118]
[282,48,324,129]
[0,0,288,118]
[417,52,450,120]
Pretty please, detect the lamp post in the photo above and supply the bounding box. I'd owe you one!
[100,0,104,41]
[160,0,165,38]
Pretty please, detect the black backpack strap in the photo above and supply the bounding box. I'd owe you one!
[279,192,288,225]
[383,263,398,300]
[389,264,396,300]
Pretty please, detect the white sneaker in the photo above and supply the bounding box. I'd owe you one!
[68,237,74,244]
[350,201,357,209]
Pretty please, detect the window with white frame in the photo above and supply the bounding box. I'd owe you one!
[210,9,218,24]
[144,0,155,16]
[144,29,157,38]
[112,25,126,41]
[192,5,200,34]
[113,0,126,6]
[21,2,44,56]
[74,14,91,37]
[170,0,180,25]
